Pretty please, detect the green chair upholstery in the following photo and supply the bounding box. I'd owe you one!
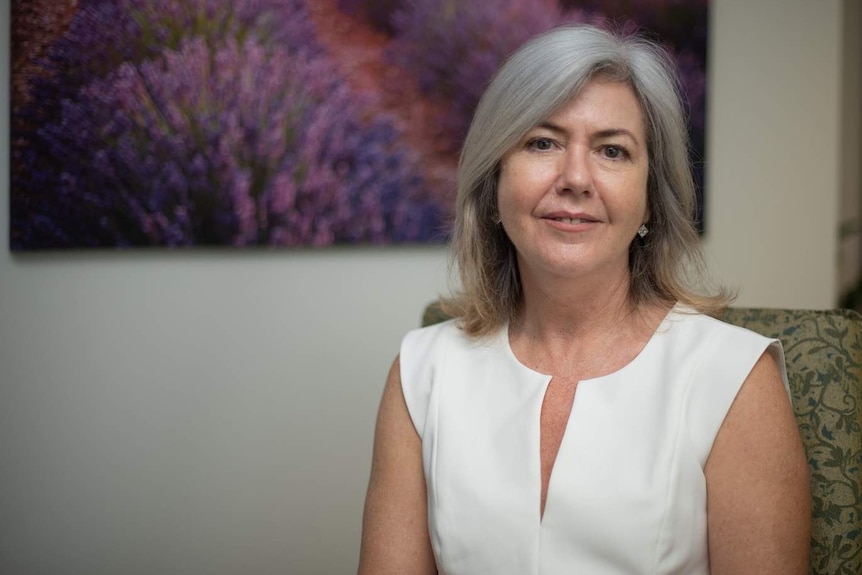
[421,304,862,575]
[720,308,862,575]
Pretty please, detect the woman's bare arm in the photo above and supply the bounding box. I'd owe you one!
[705,351,811,574]
[357,356,437,575]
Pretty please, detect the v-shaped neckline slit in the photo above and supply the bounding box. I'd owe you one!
[496,304,681,524]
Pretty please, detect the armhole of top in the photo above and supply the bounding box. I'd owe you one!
[765,339,790,399]
[399,322,450,439]
[687,325,786,466]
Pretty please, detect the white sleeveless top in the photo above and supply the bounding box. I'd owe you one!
[400,306,787,575]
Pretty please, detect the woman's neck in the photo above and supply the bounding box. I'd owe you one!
[510,266,671,375]
[515,263,634,338]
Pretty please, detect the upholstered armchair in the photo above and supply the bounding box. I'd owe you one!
[421,304,862,575]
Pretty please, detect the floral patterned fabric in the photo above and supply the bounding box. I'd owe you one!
[720,308,862,575]
[421,304,862,575]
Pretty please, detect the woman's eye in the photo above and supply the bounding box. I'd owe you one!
[528,138,554,151]
[603,145,626,159]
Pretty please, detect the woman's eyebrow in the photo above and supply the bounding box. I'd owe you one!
[533,121,567,135]
[593,128,640,143]
[532,123,641,145]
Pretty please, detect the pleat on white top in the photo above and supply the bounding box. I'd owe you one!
[400,306,787,575]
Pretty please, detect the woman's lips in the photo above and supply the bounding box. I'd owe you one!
[549,217,592,225]
[542,215,600,231]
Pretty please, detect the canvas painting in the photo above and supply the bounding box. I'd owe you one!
[10,0,708,250]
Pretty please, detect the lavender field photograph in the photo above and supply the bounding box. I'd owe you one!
[10,0,708,250]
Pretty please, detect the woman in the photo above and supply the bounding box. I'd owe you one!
[358,25,810,575]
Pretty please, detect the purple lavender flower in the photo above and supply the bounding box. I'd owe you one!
[16,37,444,248]
[14,0,449,248]
[20,0,320,132]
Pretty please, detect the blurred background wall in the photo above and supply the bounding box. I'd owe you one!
[1,0,859,573]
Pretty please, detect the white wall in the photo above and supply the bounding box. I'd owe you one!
[703,0,844,308]
[0,250,449,575]
[0,1,852,574]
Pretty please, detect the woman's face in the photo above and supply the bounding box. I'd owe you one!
[496,79,649,287]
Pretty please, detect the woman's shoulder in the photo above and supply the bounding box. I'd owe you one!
[400,319,462,387]
[668,304,776,346]
[401,316,501,356]
[403,316,461,342]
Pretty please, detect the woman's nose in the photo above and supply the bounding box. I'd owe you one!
[556,146,593,195]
